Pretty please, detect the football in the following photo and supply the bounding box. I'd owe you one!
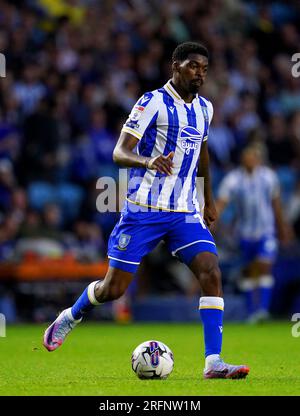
[131,340,174,379]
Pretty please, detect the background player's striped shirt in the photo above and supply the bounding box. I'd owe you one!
[121,80,213,212]
[218,166,280,239]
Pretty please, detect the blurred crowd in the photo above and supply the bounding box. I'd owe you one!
[0,0,300,275]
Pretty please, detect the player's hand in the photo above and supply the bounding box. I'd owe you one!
[145,152,174,175]
[278,224,295,246]
[204,201,218,229]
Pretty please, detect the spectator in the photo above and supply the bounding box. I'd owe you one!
[0,159,16,213]
[266,114,296,167]
[88,107,118,178]
[19,98,59,184]
[13,63,47,115]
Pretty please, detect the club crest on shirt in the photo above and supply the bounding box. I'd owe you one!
[117,233,131,250]
[179,126,202,155]
[129,105,145,121]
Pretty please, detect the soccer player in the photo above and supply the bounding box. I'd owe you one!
[216,146,290,322]
[43,42,249,379]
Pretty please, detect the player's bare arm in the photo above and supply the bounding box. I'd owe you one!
[215,199,227,215]
[113,131,174,176]
[272,195,293,244]
[198,141,218,227]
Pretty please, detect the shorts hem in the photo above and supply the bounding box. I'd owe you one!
[108,257,139,273]
[174,242,218,266]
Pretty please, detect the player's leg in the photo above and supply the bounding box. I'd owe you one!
[43,201,167,351]
[43,267,134,351]
[254,260,274,321]
[70,266,134,318]
[255,236,277,320]
[240,236,277,323]
[43,203,139,352]
[238,239,260,321]
[189,252,249,379]
[167,212,249,379]
[189,252,223,367]
[239,263,260,322]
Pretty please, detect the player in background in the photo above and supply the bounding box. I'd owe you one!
[216,146,291,322]
[43,42,249,379]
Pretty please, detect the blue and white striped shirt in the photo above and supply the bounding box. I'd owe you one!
[218,166,280,239]
[121,80,213,212]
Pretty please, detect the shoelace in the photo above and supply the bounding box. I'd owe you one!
[211,359,230,372]
[53,315,74,340]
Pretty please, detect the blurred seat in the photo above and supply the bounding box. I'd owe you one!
[28,181,84,222]
[276,167,297,202]
[56,182,84,221]
[28,181,56,210]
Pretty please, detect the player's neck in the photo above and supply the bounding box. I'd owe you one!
[244,167,255,175]
[170,79,195,103]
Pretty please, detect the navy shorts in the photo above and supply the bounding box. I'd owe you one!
[240,235,278,264]
[107,201,217,273]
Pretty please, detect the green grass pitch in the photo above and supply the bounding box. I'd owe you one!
[0,321,300,396]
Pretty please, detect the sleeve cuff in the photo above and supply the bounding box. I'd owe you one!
[121,127,143,140]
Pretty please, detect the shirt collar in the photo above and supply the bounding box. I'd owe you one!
[163,80,199,104]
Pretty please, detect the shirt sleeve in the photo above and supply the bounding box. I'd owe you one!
[202,100,213,142]
[121,92,158,140]
[218,171,237,202]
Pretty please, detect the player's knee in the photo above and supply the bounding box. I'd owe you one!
[195,260,222,296]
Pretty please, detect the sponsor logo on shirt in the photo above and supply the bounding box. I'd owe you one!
[179,126,202,155]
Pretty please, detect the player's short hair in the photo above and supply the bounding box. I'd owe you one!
[172,42,209,62]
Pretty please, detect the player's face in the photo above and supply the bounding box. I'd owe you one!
[241,150,260,170]
[177,54,208,94]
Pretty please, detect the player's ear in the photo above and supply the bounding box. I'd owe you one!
[172,61,181,74]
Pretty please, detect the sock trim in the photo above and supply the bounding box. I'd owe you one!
[205,354,220,369]
[258,275,274,288]
[66,307,82,323]
[199,296,224,311]
[199,305,224,311]
[238,277,259,291]
[87,281,101,305]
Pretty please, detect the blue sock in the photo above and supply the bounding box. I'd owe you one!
[199,297,224,358]
[71,281,101,320]
[258,275,274,312]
